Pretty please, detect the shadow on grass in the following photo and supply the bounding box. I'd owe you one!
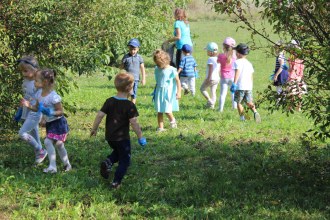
[1,135,329,218]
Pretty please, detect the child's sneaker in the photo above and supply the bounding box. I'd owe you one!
[156,127,166,132]
[111,181,121,189]
[206,101,214,109]
[100,159,112,179]
[240,115,246,121]
[254,112,261,123]
[170,121,177,128]
[64,163,72,172]
[43,166,57,174]
[35,149,48,164]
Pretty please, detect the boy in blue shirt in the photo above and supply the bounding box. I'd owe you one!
[120,38,146,104]
[177,44,198,95]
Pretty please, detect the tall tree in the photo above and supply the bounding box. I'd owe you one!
[0,0,186,132]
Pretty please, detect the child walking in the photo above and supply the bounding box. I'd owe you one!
[153,49,181,131]
[287,40,306,111]
[273,40,289,94]
[230,43,261,123]
[177,44,198,96]
[90,73,146,189]
[217,37,237,112]
[200,42,220,109]
[120,38,146,104]
[17,56,47,165]
[22,69,71,173]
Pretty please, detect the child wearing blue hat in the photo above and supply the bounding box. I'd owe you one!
[177,44,198,96]
[120,38,146,104]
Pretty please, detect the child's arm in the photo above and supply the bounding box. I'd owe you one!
[90,111,106,136]
[21,99,38,112]
[177,68,183,76]
[234,68,240,84]
[140,63,146,86]
[175,74,182,99]
[53,102,64,116]
[207,64,213,81]
[129,117,143,138]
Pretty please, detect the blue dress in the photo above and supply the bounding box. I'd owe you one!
[154,66,179,113]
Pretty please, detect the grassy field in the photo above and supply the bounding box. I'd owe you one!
[1,20,329,219]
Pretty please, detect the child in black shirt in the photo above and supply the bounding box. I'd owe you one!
[90,73,146,189]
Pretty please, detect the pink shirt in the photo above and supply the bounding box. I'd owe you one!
[288,58,304,81]
[217,53,236,79]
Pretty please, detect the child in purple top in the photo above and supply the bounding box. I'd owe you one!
[217,37,237,112]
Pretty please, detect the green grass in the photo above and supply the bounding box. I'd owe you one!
[1,20,329,219]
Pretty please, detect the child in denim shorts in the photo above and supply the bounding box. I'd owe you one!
[230,43,261,123]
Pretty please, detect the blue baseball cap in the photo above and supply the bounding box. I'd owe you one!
[127,38,140,48]
[182,44,192,53]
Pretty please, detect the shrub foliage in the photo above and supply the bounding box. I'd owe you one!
[206,0,330,140]
[0,0,186,132]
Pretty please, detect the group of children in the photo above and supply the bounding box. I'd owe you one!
[16,35,305,189]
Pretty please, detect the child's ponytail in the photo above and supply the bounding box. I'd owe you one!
[224,44,234,64]
[41,69,56,85]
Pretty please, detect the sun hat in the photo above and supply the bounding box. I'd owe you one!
[223,37,236,47]
[127,38,140,48]
[234,43,250,55]
[182,44,192,53]
[205,42,218,52]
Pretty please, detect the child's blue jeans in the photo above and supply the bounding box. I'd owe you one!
[19,112,42,151]
[107,139,131,184]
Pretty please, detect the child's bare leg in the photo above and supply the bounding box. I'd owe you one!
[166,112,177,128]
[237,103,244,116]
[247,102,257,112]
[165,113,175,122]
[157,113,164,129]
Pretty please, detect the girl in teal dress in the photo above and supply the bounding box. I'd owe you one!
[153,49,181,131]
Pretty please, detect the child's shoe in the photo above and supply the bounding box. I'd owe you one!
[35,148,48,164]
[170,121,177,128]
[240,115,246,121]
[43,166,57,174]
[111,181,121,189]
[100,159,112,179]
[206,101,214,109]
[64,163,72,172]
[254,112,261,123]
[156,127,166,132]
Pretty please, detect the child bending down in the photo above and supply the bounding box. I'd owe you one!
[152,49,181,131]
[90,73,146,189]
[22,69,71,173]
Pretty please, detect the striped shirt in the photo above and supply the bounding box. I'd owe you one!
[178,55,197,77]
[275,52,286,70]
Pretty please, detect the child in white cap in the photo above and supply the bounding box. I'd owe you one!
[200,42,220,109]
